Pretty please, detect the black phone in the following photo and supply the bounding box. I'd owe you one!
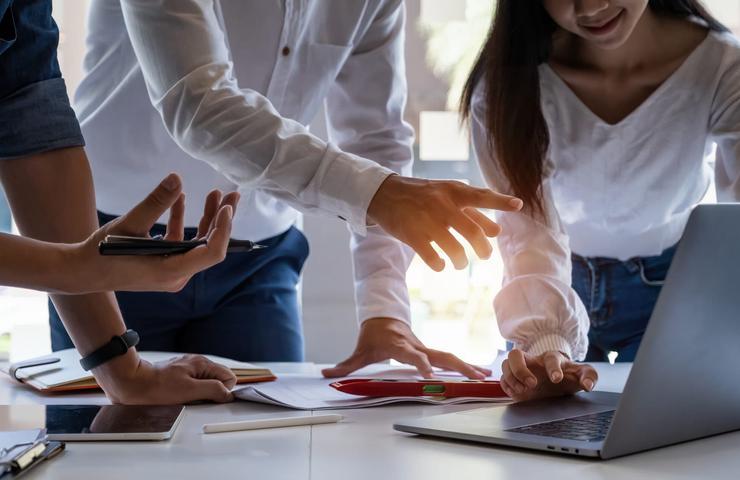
[98,235,266,256]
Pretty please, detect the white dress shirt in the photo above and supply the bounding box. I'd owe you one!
[471,31,740,360]
[75,0,415,324]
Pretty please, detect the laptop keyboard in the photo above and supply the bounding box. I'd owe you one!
[506,410,615,442]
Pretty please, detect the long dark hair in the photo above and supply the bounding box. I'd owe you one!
[461,1,727,218]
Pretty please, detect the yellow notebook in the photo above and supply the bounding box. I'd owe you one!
[3,349,276,393]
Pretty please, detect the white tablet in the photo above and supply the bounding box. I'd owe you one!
[0,405,185,441]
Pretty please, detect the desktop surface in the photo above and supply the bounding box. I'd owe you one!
[0,362,737,480]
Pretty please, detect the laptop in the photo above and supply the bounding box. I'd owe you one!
[394,204,740,459]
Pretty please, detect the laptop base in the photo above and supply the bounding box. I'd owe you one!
[394,391,620,458]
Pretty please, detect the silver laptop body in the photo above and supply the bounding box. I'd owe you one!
[394,204,740,459]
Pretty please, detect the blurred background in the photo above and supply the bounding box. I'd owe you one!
[0,0,735,363]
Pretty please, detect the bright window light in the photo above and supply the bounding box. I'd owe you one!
[419,111,469,161]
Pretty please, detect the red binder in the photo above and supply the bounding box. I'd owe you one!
[330,378,507,398]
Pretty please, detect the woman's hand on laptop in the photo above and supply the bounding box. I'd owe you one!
[500,349,598,401]
[67,173,239,294]
[321,317,492,379]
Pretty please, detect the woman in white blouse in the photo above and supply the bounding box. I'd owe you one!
[462,0,739,400]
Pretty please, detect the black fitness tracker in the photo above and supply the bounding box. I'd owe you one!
[79,329,140,371]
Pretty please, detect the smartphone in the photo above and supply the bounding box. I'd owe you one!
[98,235,265,256]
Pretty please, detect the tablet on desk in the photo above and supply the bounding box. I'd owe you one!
[0,405,185,441]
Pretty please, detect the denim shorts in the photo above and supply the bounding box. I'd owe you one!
[571,244,678,362]
[0,0,84,159]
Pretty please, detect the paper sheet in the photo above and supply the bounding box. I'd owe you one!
[234,353,510,410]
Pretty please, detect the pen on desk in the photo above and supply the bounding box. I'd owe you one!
[202,414,343,434]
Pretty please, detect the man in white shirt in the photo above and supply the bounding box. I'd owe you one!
[60,0,520,377]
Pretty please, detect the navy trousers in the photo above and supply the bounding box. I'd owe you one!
[571,244,677,362]
[49,212,309,362]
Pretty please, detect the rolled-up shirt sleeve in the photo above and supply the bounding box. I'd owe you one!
[0,0,84,159]
[324,1,414,324]
[119,0,394,234]
[470,86,589,360]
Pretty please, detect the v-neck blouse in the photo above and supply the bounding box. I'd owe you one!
[471,30,740,360]
[540,31,710,128]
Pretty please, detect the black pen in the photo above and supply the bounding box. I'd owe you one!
[98,235,266,256]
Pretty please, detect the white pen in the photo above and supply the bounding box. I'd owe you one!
[202,414,344,434]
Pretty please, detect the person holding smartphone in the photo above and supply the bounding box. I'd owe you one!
[0,0,241,404]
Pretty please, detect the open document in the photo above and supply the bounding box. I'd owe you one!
[234,354,509,410]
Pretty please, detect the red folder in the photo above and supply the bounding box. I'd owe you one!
[330,378,507,398]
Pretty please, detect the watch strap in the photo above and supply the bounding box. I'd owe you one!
[79,330,140,371]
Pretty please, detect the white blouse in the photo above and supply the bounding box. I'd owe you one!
[471,31,740,360]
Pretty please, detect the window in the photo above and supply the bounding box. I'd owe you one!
[404,0,503,365]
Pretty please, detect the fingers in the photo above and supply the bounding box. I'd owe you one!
[196,190,222,239]
[181,205,233,271]
[474,365,493,377]
[206,204,234,252]
[188,356,236,403]
[164,193,186,241]
[500,375,516,398]
[220,191,240,213]
[400,347,434,378]
[183,354,237,387]
[203,359,239,390]
[321,354,368,378]
[433,229,468,269]
[117,173,183,235]
[188,379,234,403]
[409,237,445,272]
[501,359,529,397]
[449,213,492,261]
[196,191,241,240]
[426,350,485,379]
[171,355,237,403]
[164,205,233,281]
[452,184,523,212]
[508,349,537,389]
[501,359,524,395]
[543,351,565,384]
[463,207,501,237]
[576,364,599,392]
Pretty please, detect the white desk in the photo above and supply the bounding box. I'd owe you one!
[1,362,738,480]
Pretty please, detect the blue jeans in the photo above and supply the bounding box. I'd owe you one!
[49,212,309,362]
[0,0,84,159]
[571,245,677,362]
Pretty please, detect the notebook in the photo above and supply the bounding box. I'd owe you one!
[3,350,276,393]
